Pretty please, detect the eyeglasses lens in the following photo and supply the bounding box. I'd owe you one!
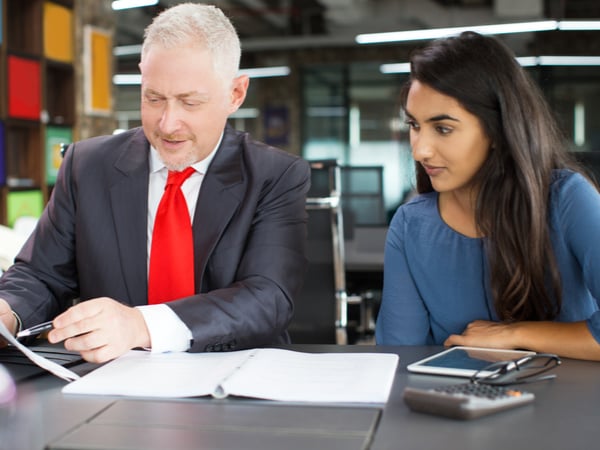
[473,354,561,386]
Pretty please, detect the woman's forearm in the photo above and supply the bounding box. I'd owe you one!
[511,320,600,361]
[445,319,600,361]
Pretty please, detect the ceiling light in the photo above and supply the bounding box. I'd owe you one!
[113,45,143,57]
[381,56,600,74]
[357,21,558,44]
[516,56,600,67]
[537,56,600,66]
[358,20,600,44]
[379,63,411,74]
[111,0,158,10]
[113,66,291,86]
[515,56,539,67]
[558,21,600,31]
[238,66,290,78]
[113,74,142,85]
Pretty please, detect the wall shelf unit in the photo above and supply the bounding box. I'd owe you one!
[0,0,75,226]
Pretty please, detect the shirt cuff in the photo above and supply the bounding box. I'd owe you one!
[11,311,22,336]
[136,304,192,353]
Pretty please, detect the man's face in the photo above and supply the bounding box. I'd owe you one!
[139,45,248,170]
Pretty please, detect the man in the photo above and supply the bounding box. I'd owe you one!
[0,3,309,363]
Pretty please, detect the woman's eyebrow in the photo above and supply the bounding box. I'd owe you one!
[426,113,460,122]
[404,110,459,123]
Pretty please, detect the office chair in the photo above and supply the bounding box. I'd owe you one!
[288,159,356,345]
[572,151,600,185]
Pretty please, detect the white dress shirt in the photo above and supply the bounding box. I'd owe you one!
[137,136,221,353]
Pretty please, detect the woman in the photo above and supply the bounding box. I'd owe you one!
[375,31,600,361]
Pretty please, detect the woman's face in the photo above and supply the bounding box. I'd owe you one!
[405,80,492,196]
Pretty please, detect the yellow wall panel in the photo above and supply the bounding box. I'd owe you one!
[84,26,112,115]
[43,2,73,63]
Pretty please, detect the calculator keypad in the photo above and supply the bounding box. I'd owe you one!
[403,382,535,419]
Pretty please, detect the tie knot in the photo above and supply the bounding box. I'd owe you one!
[166,167,195,188]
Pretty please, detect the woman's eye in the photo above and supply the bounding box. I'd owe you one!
[404,119,419,130]
[436,125,452,135]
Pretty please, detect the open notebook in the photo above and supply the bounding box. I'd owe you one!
[63,348,399,404]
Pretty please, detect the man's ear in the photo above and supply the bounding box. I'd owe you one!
[228,74,249,114]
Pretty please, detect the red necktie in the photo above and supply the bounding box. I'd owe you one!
[148,167,196,304]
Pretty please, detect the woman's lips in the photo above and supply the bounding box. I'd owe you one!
[422,163,444,176]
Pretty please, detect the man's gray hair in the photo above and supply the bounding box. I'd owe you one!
[141,3,241,82]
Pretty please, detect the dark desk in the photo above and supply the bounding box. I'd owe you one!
[372,346,599,450]
[1,345,597,450]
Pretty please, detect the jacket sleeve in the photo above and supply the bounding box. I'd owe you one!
[0,142,80,328]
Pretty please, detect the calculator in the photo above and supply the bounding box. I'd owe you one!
[403,382,535,420]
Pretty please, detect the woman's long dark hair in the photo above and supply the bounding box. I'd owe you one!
[401,31,583,322]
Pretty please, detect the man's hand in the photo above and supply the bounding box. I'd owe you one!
[48,297,151,363]
[0,299,17,346]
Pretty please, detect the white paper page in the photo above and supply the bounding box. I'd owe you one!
[62,349,254,397]
[0,321,80,382]
[220,349,399,404]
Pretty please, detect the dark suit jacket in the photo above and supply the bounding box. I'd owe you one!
[0,125,310,352]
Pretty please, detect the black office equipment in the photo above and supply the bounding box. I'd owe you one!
[288,159,351,344]
[0,343,83,382]
[341,166,386,227]
[572,151,600,185]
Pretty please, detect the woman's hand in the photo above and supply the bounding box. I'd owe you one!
[444,320,517,349]
[445,319,600,361]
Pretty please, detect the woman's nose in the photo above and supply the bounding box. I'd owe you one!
[411,133,434,161]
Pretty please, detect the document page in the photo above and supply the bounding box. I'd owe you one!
[220,349,399,404]
[0,321,80,382]
[62,349,254,397]
[62,348,399,404]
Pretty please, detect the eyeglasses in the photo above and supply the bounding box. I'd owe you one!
[470,353,562,386]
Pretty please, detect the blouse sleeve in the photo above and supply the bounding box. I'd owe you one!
[375,206,433,345]
[555,172,600,342]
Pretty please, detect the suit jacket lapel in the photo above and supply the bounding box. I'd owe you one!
[193,126,244,290]
[109,129,150,305]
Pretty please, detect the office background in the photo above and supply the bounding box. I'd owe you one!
[1,0,599,224]
[114,0,600,219]
[1,5,599,449]
[1,0,600,342]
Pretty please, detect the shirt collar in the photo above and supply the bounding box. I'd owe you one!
[149,131,223,175]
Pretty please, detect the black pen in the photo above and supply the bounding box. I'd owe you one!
[16,320,54,339]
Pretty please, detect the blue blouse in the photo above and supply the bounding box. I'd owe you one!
[376,170,600,345]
